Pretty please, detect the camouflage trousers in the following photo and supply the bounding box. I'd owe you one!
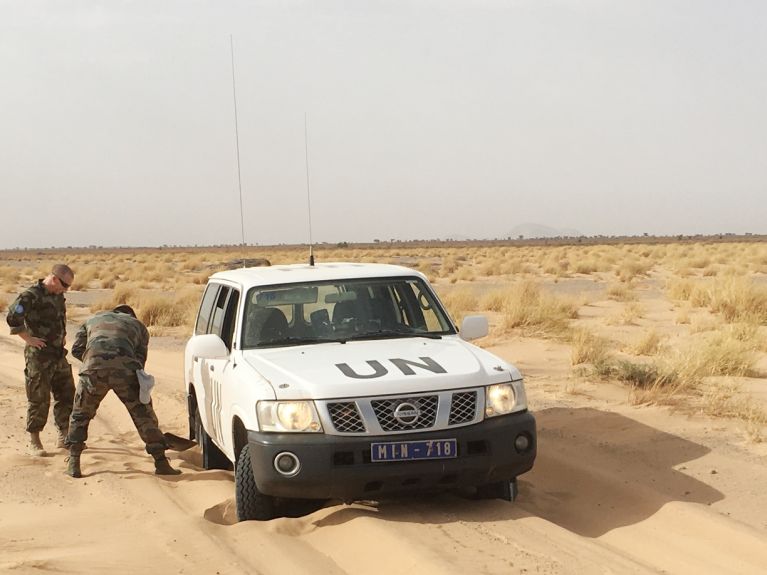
[66,369,166,456]
[24,349,75,434]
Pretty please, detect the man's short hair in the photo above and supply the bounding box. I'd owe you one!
[113,305,137,318]
[52,263,74,279]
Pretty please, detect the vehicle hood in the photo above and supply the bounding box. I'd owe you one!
[240,336,520,400]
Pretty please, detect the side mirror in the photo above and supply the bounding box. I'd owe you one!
[459,315,489,341]
[187,333,229,360]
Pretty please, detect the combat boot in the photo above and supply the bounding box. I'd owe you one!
[66,454,82,478]
[154,456,181,476]
[27,432,46,457]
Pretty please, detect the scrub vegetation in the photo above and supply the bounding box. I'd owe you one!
[2,239,766,438]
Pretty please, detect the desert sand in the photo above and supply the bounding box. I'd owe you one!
[2,322,766,575]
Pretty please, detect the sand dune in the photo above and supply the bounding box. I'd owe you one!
[1,332,766,575]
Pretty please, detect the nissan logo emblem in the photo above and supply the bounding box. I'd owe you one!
[393,402,420,425]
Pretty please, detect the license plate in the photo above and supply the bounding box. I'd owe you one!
[370,439,457,462]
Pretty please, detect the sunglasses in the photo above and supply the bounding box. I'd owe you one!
[55,275,71,289]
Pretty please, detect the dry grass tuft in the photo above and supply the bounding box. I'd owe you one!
[633,329,664,356]
[89,284,201,329]
[440,289,478,325]
[616,259,653,283]
[135,290,200,328]
[569,329,612,366]
[707,276,767,324]
[606,282,637,302]
[70,266,99,291]
[0,266,20,290]
[499,281,578,336]
[606,331,758,404]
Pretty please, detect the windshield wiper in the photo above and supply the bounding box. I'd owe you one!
[257,336,330,347]
[339,330,442,343]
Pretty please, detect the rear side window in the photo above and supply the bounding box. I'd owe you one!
[195,284,220,335]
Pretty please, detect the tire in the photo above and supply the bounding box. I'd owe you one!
[475,478,518,502]
[194,405,232,471]
[235,444,275,521]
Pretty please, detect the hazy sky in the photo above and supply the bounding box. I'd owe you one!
[2,1,766,249]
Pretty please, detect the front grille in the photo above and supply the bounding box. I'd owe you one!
[320,387,484,435]
[449,391,477,424]
[372,395,438,431]
[328,401,366,432]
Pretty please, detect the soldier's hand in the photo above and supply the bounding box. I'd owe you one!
[22,334,47,349]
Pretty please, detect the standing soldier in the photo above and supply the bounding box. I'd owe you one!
[6,264,76,456]
[65,304,181,478]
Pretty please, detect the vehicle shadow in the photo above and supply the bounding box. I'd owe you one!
[513,406,723,537]
[314,407,723,537]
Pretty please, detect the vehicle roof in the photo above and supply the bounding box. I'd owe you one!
[208,262,427,288]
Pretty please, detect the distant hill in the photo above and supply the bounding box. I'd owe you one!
[505,223,582,239]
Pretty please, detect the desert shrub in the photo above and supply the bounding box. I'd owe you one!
[633,329,664,355]
[479,262,498,277]
[573,260,599,275]
[707,276,767,324]
[0,266,20,289]
[606,331,757,399]
[453,267,476,282]
[500,281,578,336]
[480,290,510,312]
[499,259,525,275]
[665,278,696,301]
[89,285,137,313]
[616,259,653,283]
[606,282,637,302]
[607,301,644,326]
[179,255,206,272]
[440,289,478,325]
[100,276,118,289]
[135,292,198,328]
[611,360,661,389]
[439,256,459,277]
[688,256,711,269]
[69,266,99,291]
[570,329,611,365]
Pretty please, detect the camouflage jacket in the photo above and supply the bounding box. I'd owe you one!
[6,280,67,356]
[72,311,149,373]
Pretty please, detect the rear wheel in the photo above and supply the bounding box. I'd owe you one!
[235,444,276,521]
[194,405,231,470]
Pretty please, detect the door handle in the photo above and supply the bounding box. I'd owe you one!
[209,365,215,372]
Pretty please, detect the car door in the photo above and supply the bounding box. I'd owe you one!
[192,283,220,432]
[205,285,240,446]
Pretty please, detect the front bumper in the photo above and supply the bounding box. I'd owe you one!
[246,411,536,501]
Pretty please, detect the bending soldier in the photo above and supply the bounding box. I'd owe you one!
[6,264,76,456]
[65,304,181,477]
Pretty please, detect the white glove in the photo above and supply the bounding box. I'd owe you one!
[136,369,156,404]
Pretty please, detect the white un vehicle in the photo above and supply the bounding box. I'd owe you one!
[185,262,536,521]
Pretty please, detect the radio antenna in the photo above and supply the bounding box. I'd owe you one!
[230,34,246,247]
[304,112,315,266]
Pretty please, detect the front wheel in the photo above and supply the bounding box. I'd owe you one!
[235,444,276,521]
[475,478,518,502]
[194,405,231,470]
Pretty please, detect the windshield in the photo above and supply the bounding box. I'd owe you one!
[241,276,455,348]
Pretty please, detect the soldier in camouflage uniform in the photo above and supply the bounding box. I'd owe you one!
[65,304,181,478]
[6,264,76,456]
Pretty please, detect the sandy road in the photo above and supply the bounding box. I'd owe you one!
[1,335,766,575]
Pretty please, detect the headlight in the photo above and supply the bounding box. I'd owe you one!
[485,383,516,417]
[257,401,323,432]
